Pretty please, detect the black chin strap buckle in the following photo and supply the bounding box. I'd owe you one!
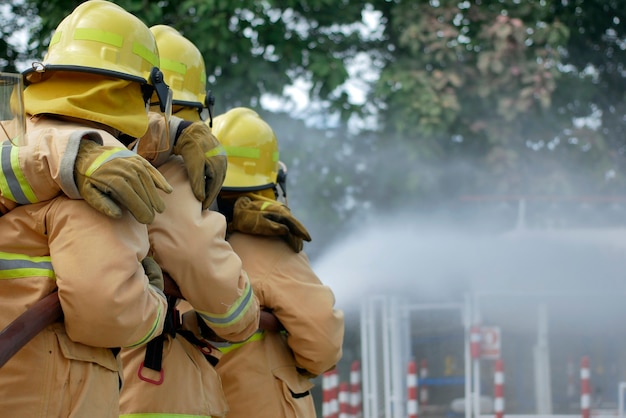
[150,67,170,113]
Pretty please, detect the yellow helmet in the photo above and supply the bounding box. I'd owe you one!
[150,25,207,112]
[24,0,159,86]
[212,107,280,191]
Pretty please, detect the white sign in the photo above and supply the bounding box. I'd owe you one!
[480,326,501,359]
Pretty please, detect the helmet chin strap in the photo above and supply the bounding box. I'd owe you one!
[205,90,216,128]
[276,161,288,205]
[149,68,170,113]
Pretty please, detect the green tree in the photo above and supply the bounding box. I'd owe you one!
[4,0,626,234]
[369,0,625,204]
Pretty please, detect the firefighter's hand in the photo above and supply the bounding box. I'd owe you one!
[141,256,164,292]
[231,196,311,252]
[74,140,173,224]
[172,121,227,210]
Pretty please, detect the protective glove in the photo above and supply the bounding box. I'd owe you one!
[141,256,164,292]
[231,196,312,252]
[172,121,227,210]
[74,140,173,224]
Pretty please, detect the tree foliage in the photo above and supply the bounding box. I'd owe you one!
[370,0,625,201]
[3,0,626,246]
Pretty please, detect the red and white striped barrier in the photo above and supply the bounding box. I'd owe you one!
[350,360,362,418]
[407,359,419,418]
[420,359,429,406]
[581,356,591,418]
[339,381,350,418]
[323,369,339,418]
[494,359,505,418]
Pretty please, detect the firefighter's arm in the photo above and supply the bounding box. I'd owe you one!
[48,197,167,348]
[268,251,345,377]
[147,156,260,342]
[0,130,172,224]
[0,139,66,205]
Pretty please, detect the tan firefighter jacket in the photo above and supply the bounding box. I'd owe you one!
[0,117,167,418]
[0,116,92,214]
[213,231,345,418]
[119,155,260,418]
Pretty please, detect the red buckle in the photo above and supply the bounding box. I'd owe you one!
[137,361,164,385]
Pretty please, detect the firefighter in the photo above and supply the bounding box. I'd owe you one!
[211,107,345,417]
[0,3,175,224]
[0,1,169,417]
[118,26,260,418]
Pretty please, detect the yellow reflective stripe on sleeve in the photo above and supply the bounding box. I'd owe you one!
[125,301,163,348]
[196,278,255,329]
[213,330,265,355]
[0,252,55,279]
[0,142,38,204]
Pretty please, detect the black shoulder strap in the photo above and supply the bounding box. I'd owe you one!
[142,295,179,372]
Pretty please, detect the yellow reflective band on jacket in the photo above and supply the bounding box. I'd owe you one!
[213,330,265,355]
[125,302,163,348]
[120,414,212,418]
[0,142,39,205]
[196,278,254,329]
[85,148,136,177]
[0,252,55,280]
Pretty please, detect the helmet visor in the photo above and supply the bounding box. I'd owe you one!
[0,72,26,146]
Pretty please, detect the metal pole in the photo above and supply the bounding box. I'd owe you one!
[473,292,482,418]
[618,382,626,418]
[382,296,393,418]
[464,293,473,418]
[361,297,378,418]
[388,296,404,418]
[534,303,552,414]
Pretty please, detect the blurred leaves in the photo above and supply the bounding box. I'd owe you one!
[3,0,626,249]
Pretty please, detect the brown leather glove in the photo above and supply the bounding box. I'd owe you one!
[231,196,311,252]
[172,121,227,210]
[141,256,164,292]
[74,140,173,224]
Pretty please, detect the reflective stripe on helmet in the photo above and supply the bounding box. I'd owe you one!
[224,145,279,163]
[160,57,187,76]
[0,142,38,205]
[0,252,55,279]
[50,29,159,70]
[205,144,227,158]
